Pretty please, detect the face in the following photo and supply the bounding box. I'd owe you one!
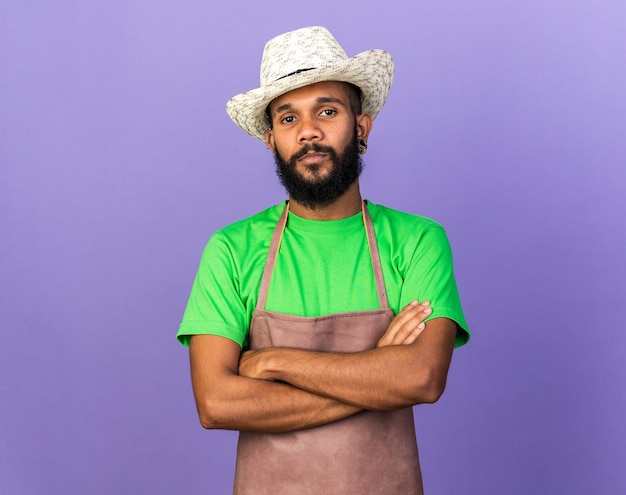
[264,81,372,209]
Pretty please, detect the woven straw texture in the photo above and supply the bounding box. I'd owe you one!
[226,26,394,140]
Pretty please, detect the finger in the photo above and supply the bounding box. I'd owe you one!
[377,304,417,346]
[399,321,426,345]
[380,301,431,346]
[388,312,429,345]
[378,302,420,346]
[399,303,432,344]
[391,300,425,329]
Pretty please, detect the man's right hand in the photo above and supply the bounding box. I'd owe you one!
[376,300,432,348]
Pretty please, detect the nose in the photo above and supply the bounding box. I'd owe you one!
[297,115,322,143]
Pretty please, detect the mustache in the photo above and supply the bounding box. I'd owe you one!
[290,143,337,163]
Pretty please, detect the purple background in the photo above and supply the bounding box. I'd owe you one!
[2,1,625,493]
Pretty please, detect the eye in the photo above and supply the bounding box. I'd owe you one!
[320,109,336,117]
[280,115,295,124]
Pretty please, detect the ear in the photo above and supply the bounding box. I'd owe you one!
[355,113,373,142]
[264,130,275,152]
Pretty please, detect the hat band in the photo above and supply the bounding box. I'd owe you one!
[274,67,316,82]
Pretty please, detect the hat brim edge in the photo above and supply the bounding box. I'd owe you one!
[226,49,394,141]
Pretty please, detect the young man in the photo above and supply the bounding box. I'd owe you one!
[178,26,470,495]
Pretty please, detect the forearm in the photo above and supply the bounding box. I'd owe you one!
[190,335,360,433]
[197,374,361,433]
[243,318,457,410]
[255,347,429,410]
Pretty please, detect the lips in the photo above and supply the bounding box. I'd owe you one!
[292,144,333,163]
[298,151,327,164]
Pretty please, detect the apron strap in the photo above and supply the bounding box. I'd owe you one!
[256,202,290,310]
[256,200,390,310]
[362,200,390,310]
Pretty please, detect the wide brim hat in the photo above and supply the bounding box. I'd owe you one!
[226,26,394,141]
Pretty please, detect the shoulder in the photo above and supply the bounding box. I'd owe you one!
[210,203,285,245]
[366,201,454,270]
[198,203,285,266]
[367,201,446,240]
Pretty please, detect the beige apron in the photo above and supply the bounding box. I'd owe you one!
[234,201,423,495]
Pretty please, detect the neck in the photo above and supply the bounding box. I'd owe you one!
[288,181,362,220]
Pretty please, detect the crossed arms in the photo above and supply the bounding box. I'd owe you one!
[189,301,456,433]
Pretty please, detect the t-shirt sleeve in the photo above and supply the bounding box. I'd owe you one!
[401,224,470,348]
[177,233,248,348]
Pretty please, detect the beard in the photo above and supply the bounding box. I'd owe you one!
[273,131,362,210]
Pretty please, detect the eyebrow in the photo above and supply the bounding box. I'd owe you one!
[316,96,345,106]
[273,96,347,115]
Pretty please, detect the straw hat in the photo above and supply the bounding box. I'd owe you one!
[226,26,394,141]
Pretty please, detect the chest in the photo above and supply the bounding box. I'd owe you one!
[266,227,379,316]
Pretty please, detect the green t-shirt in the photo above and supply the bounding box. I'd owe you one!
[178,201,470,348]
